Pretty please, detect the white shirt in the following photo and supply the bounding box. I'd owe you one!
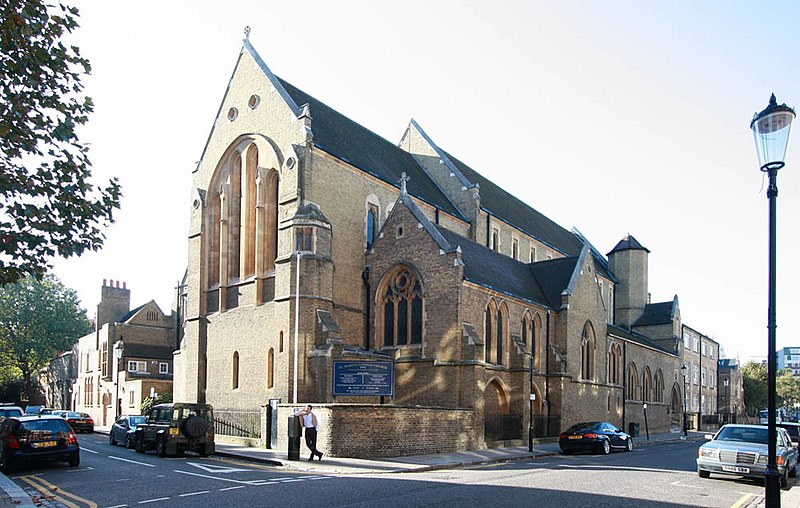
[302,412,319,430]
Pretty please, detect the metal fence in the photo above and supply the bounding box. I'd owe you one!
[214,409,261,439]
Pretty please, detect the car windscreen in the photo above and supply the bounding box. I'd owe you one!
[565,422,600,433]
[716,426,769,444]
[18,419,71,441]
[66,412,83,419]
[0,409,22,419]
[129,416,146,426]
[175,407,214,422]
[779,426,800,439]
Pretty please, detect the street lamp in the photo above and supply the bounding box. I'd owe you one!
[681,364,688,437]
[751,93,795,508]
[293,250,302,405]
[114,340,124,420]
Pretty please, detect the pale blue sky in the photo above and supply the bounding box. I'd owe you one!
[54,1,800,362]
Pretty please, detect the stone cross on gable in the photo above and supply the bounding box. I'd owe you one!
[244,26,251,41]
[399,172,410,194]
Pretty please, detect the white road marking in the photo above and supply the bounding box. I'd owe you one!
[174,469,254,484]
[66,466,94,472]
[558,464,679,474]
[249,481,279,485]
[186,461,253,473]
[107,505,128,508]
[670,481,703,488]
[280,479,305,483]
[109,456,156,467]
[139,498,170,504]
[270,477,293,481]
[81,447,99,454]
[179,491,210,497]
[219,486,246,491]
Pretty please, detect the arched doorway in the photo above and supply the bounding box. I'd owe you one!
[484,379,520,442]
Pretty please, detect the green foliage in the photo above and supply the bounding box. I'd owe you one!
[742,361,768,414]
[777,368,800,407]
[0,274,91,402]
[0,371,24,404]
[0,0,121,285]
[140,392,173,415]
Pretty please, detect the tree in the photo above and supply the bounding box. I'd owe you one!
[777,368,800,408]
[742,361,768,415]
[0,1,121,285]
[0,275,91,402]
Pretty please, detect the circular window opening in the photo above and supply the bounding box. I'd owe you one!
[286,157,296,169]
[227,107,238,121]
[248,94,260,109]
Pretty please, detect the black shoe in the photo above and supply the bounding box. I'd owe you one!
[309,456,314,461]
[317,452,323,461]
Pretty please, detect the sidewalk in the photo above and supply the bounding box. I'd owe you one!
[2,428,798,507]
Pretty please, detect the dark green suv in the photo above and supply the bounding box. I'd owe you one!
[133,403,214,457]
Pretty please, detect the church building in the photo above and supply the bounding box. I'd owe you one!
[173,38,689,457]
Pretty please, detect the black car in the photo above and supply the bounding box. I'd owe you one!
[559,421,634,455]
[110,415,146,448]
[65,412,94,433]
[777,422,800,447]
[0,415,80,473]
[134,402,214,457]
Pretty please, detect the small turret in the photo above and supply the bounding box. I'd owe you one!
[607,234,649,328]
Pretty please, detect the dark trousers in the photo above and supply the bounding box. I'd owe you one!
[304,427,320,457]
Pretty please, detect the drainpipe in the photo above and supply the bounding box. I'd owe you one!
[622,341,627,431]
[362,267,371,350]
[545,310,551,435]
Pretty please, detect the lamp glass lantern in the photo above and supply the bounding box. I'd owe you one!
[751,94,795,171]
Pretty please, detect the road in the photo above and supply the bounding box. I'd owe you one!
[6,434,782,507]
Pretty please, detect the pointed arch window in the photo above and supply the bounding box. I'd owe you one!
[627,362,639,400]
[267,348,274,389]
[242,145,258,277]
[484,300,507,365]
[642,366,653,401]
[608,343,622,385]
[484,306,493,363]
[366,204,379,248]
[228,152,242,282]
[581,321,595,381]
[654,369,664,403]
[380,266,423,346]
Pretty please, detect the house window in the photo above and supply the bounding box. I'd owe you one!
[581,321,595,381]
[693,364,699,385]
[296,227,313,252]
[642,367,652,401]
[693,337,699,352]
[701,367,707,386]
[101,342,108,377]
[683,332,691,350]
[491,229,499,252]
[608,343,622,384]
[701,342,707,356]
[530,246,536,263]
[232,351,240,389]
[366,204,379,248]
[379,266,423,347]
[654,370,664,403]
[127,361,147,372]
[512,238,519,260]
[159,362,169,374]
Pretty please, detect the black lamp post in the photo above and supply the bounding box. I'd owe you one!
[681,364,688,437]
[751,94,795,508]
[114,340,124,420]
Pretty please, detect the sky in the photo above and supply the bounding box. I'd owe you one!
[51,0,800,362]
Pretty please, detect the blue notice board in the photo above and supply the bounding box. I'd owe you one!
[333,361,394,397]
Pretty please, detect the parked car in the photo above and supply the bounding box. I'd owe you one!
[134,402,214,457]
[52,410,68,418]
[64,412,94,433]
[777,422,800,448]
[110,415,146,448]
[0,415,80,473]
[24,405,44,415]
[0,405,23,424]
[697,424,798,488]
[559,421,634,455]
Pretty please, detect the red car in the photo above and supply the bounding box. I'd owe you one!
[65,412,94,433]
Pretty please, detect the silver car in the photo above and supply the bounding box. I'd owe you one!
[697,424,798,488]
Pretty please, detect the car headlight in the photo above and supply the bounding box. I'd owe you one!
[699,448,719,460]
[758,455,768,464]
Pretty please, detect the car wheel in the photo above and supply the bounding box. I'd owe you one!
[68,453,80,467]
[698,469,710,479]
[601,439,610,455]
[135,435,145,454]
[109,432,116,446]
[791,464,797,479]
[780,468,789,489]
[125,435,132,449]
[626,439,634,452]
[0,455,12,475]
[156,437,167,458]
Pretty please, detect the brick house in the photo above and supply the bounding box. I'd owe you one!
[173,39,694,457]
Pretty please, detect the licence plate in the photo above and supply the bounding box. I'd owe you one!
[722,465,750,473]
[568,435,582,440]
[31,441,57,448]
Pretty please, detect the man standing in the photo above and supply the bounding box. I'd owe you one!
[299,405,322,461]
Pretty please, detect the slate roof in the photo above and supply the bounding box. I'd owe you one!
[633,301,675,327]
[443,150,584,257]
[435,226,573,309]
[607,324,675,356]
[608,234,650,255]
[123,343,175,360]
[119,304,146,324]
[276,78,463,220]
